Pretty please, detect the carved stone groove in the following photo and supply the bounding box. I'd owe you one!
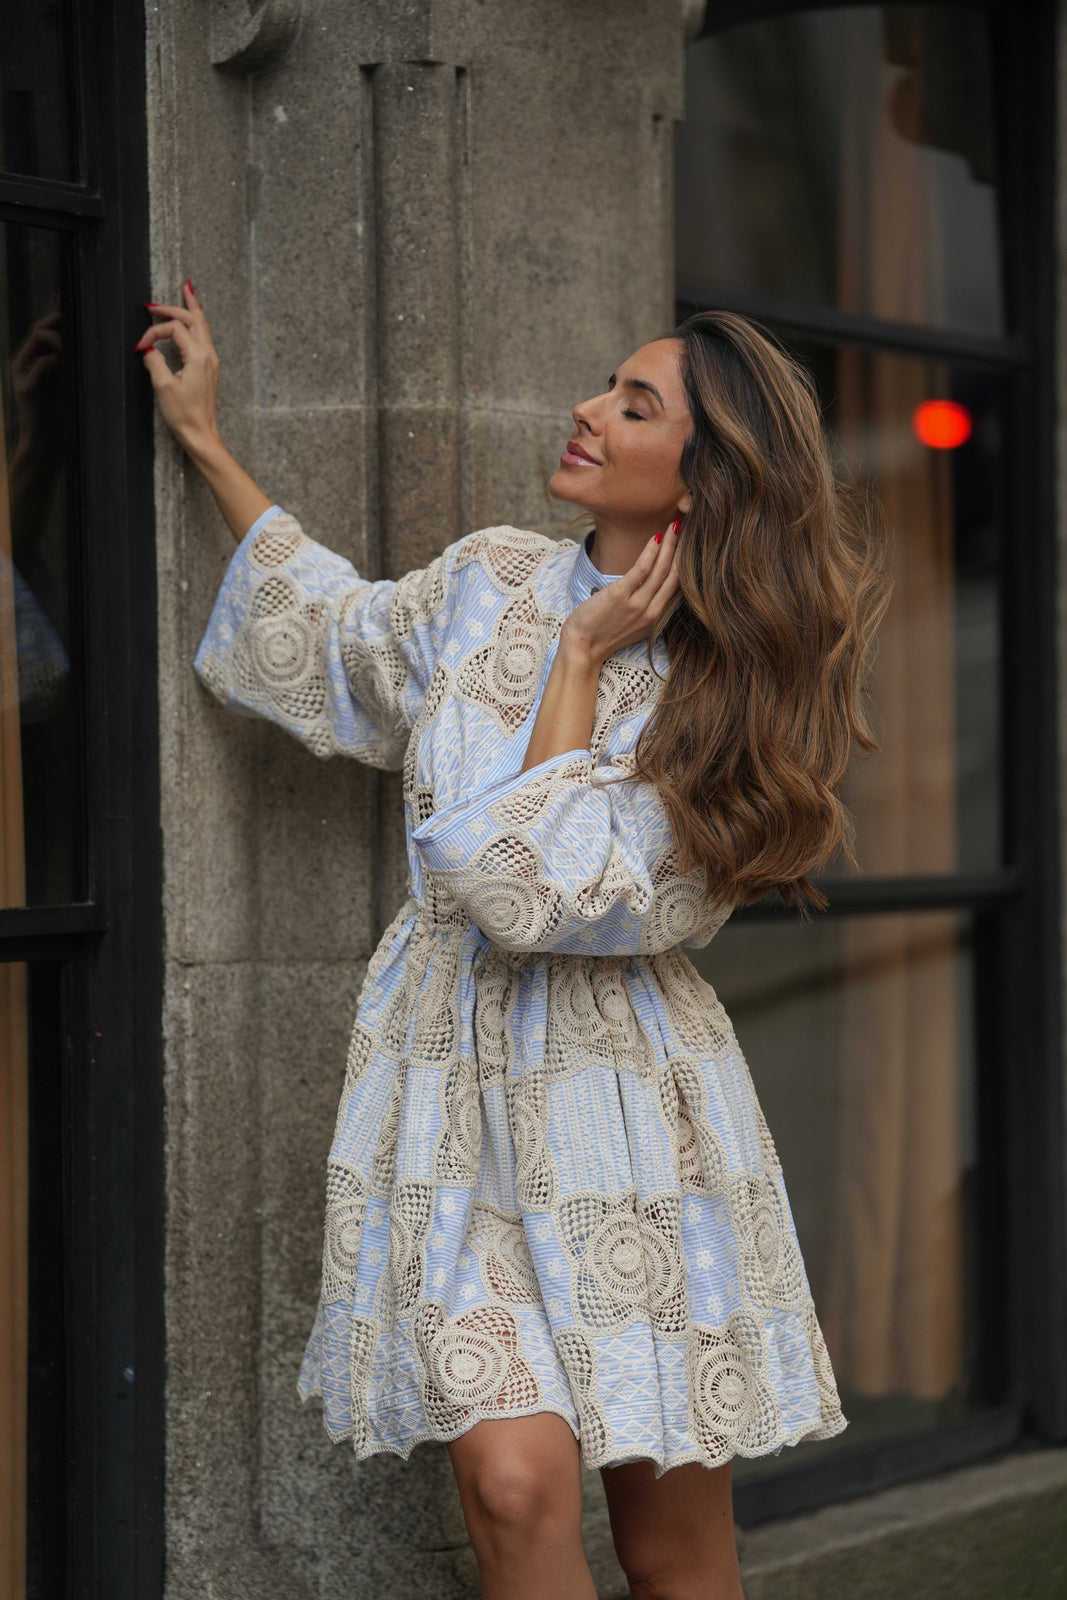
[682,0,707,42]
[210,0,303,73]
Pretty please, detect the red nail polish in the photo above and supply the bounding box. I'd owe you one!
[669,518,681,536]
[185,279,196,297]
[654,532,663,544]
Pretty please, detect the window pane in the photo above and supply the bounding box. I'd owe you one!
[677,5,1003,337]
[795,344,1001,879]
[0,6,74,182]
[693,909,998,1470]
[1,962,67,1597]
[1,223,79,906]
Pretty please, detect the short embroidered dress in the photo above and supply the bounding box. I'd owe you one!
[195,505,846,1472]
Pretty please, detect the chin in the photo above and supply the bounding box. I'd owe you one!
[548,469,593,510]
[547,470,575,504]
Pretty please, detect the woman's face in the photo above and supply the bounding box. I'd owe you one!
[549,338,693,527]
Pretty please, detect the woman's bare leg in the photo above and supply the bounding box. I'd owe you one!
[447,1413,597,1600]
[601,1458,744,1600]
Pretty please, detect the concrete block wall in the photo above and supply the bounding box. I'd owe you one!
[147,2,690,1593]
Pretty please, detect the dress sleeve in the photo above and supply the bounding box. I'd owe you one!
[412,750,731,955]
[194,507,451,767]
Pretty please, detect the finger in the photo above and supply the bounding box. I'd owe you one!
[31,327,62,356]
[653,518,680,555]
[145,300,195,326]
[621,540,677,624]
[182,280,202,313]
[16,328,61,363]
[652,563,681,611]
[633,529,679,599]
[641,520,681,590]
[617,531,666,594]
[137,318,194,355]
[631,565,679,637]
[141,345,176,388]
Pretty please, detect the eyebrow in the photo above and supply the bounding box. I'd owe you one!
[609,373,666,410]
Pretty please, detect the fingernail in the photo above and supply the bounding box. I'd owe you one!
[654,532,663,544]
[185,279,196,296]
[134,339,146,352]
[144,301,159,308]
[669,518,681,536]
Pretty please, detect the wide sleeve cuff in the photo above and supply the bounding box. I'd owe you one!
[192,507,450,766]
[241,503,284,544]
[412,749,591,871]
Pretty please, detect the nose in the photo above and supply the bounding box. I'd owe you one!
[571,392,602,434]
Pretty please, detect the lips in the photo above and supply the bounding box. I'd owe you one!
[560,439,600,467]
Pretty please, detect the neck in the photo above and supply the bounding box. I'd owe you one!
[588,514,664,576]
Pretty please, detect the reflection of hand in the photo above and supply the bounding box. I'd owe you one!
[11,305,62,440]
[136,282,222,453]
[9,305,64,564]
[559,522,680,669]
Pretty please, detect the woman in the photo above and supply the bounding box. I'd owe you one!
[137,286,887,1600]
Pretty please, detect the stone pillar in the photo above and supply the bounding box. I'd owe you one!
[148,2,690,1594]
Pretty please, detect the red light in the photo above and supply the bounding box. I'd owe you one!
[912,400,972,450]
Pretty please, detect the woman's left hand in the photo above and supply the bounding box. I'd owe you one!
[518,522,680,774]
[560,522,680,669]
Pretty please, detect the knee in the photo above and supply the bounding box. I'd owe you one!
[615,1549,679,1600]
[465,1455,577,1556]
[617,1546,744,1600]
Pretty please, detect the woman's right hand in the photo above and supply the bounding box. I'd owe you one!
[136,281,221,453]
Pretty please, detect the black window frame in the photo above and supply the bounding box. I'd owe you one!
[681,0,1065,1526]
[0,0,163,1593]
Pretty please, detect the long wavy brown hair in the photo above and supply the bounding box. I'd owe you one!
[634,311,890,911]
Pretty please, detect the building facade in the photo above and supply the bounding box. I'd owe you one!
[1,1,1065,1595]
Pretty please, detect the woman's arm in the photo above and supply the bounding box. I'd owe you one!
[177,434,272,547]
[143,283,458,765]
[136,282,271,543]
[520,524,680,772]
[413,744,728,955]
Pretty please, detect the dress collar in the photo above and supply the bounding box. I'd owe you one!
[568,532,621,608]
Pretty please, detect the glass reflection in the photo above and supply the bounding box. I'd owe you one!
[1,959,27,1597]
[798,344,1001,879]
[677,5,1003,336]
[0,6,74,182]
[1,223,77,906]
[1,962,66,1597]
[694,910,988,1467]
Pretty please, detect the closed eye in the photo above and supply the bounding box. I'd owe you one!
[608,375,651,419]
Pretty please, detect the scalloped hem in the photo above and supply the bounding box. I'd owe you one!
[297,1388,848,1476]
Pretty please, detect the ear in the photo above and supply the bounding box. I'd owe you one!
[677,489,692,516]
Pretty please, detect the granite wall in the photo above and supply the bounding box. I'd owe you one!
[147,5,1067,1596]
[146,2,700,1593]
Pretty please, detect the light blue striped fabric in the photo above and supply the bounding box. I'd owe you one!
[195,511,846,1471]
